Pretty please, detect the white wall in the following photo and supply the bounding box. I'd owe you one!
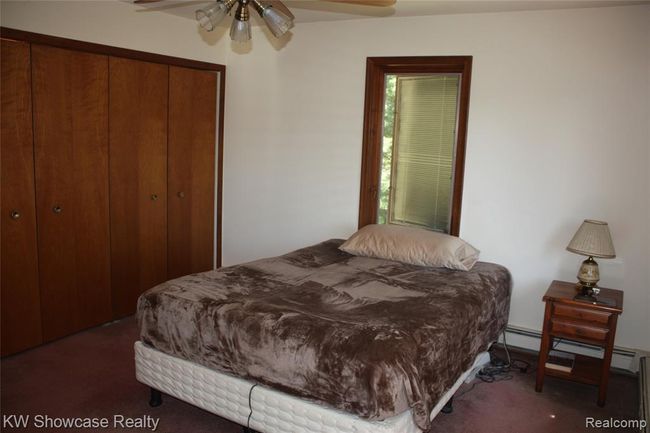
[220,5,650,352]
[2,3,649,353]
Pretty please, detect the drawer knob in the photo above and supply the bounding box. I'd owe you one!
[10,210,21,220]
[177,191,185,199]
[151,194,159,201]
[52,205,62,214]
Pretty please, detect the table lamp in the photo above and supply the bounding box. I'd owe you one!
[566,219,616,302]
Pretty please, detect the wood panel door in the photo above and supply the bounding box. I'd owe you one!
[31,44,112,342]
[109,57,168,318]
[1,39,42,356]
[168,66,217,279]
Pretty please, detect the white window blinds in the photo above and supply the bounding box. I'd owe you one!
[388,74,460,232]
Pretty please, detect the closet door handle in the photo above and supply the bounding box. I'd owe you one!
[10,210,21,220]
[177,191,185,199]
[52,205,63,214]
[151,194,159,201]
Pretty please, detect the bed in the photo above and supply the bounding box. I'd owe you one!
[135,239,511,433]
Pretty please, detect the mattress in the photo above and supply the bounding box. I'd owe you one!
[137,239,511,430]
[135,341,491,433]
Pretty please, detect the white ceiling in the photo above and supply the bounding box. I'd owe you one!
[132,0,650,27]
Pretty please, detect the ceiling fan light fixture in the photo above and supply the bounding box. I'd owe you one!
[230,1,252,43]
[230,19,252,43]
[252,0,294,38]
[195,0,237,32]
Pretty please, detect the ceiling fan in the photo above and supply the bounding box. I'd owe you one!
[133,0,396,42]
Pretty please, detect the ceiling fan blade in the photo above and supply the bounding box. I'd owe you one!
[285,0,394,17]
[323,0,395,6]
[134,0,211,13]
[134,0,165,3]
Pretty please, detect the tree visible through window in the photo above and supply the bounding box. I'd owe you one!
[378,75,396,224]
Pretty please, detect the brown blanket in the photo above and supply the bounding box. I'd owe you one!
[137,239,511,430]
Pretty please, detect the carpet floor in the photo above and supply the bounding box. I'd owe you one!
[1,317,639,433]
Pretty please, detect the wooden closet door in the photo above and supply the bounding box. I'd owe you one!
[168,66,217,279]
[109,57,168,318]
[1,39,42,356]
[31,45,112,341]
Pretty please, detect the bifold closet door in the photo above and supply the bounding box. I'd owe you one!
[1,39,42,355]
[110,57,168,318]
[167,66,217,279]
[31,45,112,342]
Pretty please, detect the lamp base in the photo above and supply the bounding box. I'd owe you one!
[577,256,600,288]
[573,292,599,303]
[573,285,616,306]
[574,284,597,303]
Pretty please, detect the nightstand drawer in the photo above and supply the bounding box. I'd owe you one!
[550,317,609,342]
[553,304,611,325]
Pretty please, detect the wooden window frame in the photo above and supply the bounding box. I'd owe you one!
[358,56,472,236]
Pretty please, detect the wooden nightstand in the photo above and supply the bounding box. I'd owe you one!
[535,280,623,406]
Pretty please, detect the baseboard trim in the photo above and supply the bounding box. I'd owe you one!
[502,324,640,373]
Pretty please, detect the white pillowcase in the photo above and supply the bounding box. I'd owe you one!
[339,224,480,271]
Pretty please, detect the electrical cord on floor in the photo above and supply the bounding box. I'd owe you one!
[520,337,561,376]
[455,331,532,399]
[246,383,259,432]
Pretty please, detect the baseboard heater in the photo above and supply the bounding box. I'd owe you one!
[641,356,649,433]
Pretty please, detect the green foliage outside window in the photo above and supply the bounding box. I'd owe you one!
[378,75,396,224]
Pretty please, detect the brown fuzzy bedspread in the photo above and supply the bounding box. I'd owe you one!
[137,239,511,430]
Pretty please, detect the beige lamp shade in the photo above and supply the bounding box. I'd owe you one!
[566,219,616,258]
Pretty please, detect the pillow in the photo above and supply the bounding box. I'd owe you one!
[339,224,480,271]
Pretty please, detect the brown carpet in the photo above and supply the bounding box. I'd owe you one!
[1,317,639,433]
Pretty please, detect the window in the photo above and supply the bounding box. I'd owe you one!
[359,57,472,236]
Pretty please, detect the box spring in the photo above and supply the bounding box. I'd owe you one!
[135,341,490,433]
